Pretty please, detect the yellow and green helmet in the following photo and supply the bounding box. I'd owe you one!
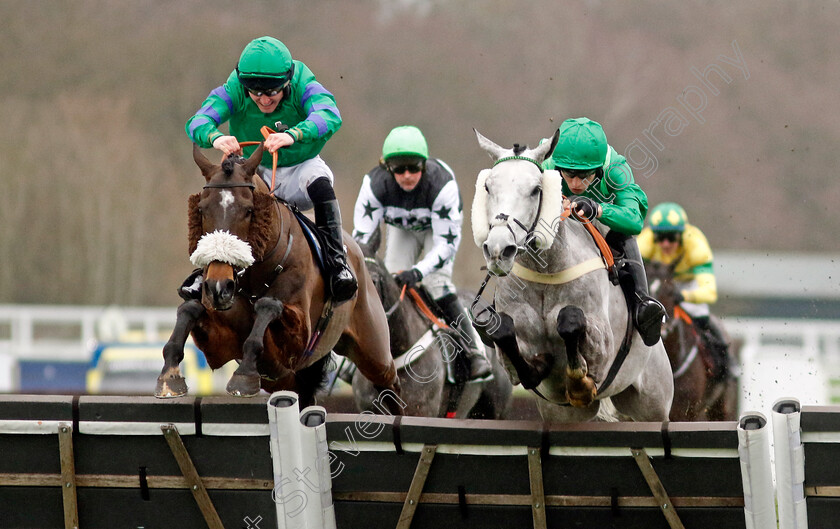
[649,202,688,232]
[382,126,429,161]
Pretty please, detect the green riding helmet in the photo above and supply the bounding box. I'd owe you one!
[236,36,295,92]
[382,126,429,161]
[552,117,608,170]
[649,202,688,232]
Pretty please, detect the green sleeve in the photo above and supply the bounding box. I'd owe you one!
[185,72,241,147]
[588,151,648,234]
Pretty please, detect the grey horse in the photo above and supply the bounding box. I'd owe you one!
[471,129,673,422]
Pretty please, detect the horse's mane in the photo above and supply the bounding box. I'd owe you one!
[247,191,279,260]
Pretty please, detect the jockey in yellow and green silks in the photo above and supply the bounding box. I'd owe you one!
[184,36,355,303]
[542,117,665,347]
[638,202,731,379]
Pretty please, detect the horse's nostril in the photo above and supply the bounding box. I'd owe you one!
[501,245,517,259]
[482,242,491,259]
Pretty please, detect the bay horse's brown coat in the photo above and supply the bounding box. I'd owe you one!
[156,144,400,407]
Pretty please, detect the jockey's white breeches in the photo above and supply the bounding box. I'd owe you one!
[676,278,710,318]
[385,226,455,300]
[257,155,334,211]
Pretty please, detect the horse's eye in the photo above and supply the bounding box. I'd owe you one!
[531,185,541,197]
[246,208,253,217]
[484,182,490,193]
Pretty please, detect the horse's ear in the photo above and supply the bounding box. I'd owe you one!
[193,143,217,180]
[243,143,265,176]
[532,128,560,163]
[474,128,508,161]
[358,224,381,257]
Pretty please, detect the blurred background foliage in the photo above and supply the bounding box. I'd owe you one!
[1,0,837,306]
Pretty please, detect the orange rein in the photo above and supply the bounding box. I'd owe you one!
[674,304,693,324]
[236,125,279,191]
[562,197,616,271]
[398,284,450,329]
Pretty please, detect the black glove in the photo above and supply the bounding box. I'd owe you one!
[394,268,423,288]
[569,196,599,222]
[673,291,685,304]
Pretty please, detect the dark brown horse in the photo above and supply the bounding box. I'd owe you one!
[155,144,399,407]
[646,261,739,421]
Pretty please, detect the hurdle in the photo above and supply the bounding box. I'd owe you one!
[1,393,829,528]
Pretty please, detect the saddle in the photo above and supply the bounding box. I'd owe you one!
[289,207,329,275]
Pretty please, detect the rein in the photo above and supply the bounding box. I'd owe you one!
[238,125,280,193]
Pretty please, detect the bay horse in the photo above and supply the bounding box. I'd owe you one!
[646,260,739,421]
[471,129,673,422]
[155,144,400,408]
[354,229,513,418]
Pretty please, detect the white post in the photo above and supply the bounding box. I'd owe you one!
[267,391,306,529]
[299,406,336,529]
[772,398,808,529]
[738,412,777,529]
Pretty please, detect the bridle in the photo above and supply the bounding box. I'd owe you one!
[200,179,293,300]
[486,155,545,252]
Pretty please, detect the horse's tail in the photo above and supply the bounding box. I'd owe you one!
[595,397,621,422]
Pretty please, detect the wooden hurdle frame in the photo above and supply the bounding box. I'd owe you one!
[8,393,822,529]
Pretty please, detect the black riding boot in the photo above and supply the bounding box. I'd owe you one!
[308,179,357,303]
[178,268,204,301]
[437,293,493,381]
[694,316,730,380]
[608,232,666,347]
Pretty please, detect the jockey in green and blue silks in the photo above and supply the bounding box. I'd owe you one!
[184,36,355,303]
[543,117,665,347]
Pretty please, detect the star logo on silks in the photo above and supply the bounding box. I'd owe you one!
[362,201,378,220]
[435,256,448,269]
[434,205,452,220]
[442,228,458,245]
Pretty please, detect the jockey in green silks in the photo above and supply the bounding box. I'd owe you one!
[542,117,666,347]
[185,36,355,303]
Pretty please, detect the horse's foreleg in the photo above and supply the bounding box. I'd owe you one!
[556,306,597,408]
[227,297,284,397]
[156,300,205,398]
[491,312,553,390]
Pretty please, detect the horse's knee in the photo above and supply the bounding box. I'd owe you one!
[489,312,517,347]
[254,297,284,318]
[556,306,586,339]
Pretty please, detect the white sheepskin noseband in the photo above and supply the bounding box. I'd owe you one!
[190,230,255,269]
[531,169,565,249]
[471,169,491,247]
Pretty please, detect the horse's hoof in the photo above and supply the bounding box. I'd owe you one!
[226,374,261,397]
[155,376,188,398]
[566,375,597,408]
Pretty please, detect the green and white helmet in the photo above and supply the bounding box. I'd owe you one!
[382,126,429,161]
[236,36,295,92]
[552,117,608,170]
[649,202,688,232]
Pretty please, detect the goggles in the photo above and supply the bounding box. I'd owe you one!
[389,163,423,174]
[560,168,597,180]
[245,81,289,98]
[654,232,681,243]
